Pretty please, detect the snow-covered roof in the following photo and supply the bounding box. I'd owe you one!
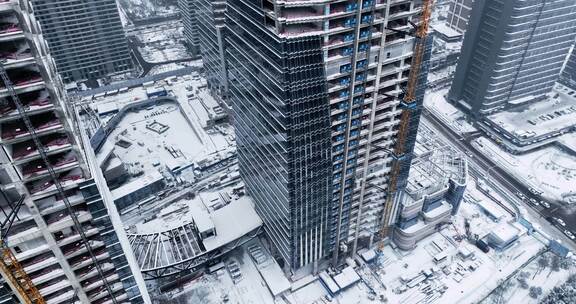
[111,170,164,200]
[360,249,377,263]
[97,102,119,115]
[127,194,262,273]
[190,202,215,235]
[319,271,340,294]
[432,23,462,39]
[489,223,520,246]
[477,200,505,221]
[333,267,360,289]
[201,197,262,251]
[259,260,291,297]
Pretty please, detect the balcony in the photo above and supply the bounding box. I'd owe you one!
[96,292,128,304]
[15,244,51,263]
[1,113,63,143]
[0,39,33,68]
[36,190,84,216]
[55,226,98,247]
[46,210,92,232]
[38,279,71,299]
[0,13,22,40]
[70,249,109,271]
[76,261,113,280]
[280,22,323,38]
[63,240,105,259]
[280,6,325,24]
[29,168,84,198]
[0,90,53,121]
[83,273,119,293]
[0,67,44,97]
[30,267,65,286]
[21,151,78,181]
[22,254,58,275]
[45,288,76,304]
[11,134,71,164]
[5,221,41,245]
[88,281,125,302]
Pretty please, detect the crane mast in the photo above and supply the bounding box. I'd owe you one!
[378,0,434,249]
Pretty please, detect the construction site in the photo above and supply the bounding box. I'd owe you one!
[72,67,266,298]
[1,0,575,303]
[163,117,574,304]
[0,1,148,303]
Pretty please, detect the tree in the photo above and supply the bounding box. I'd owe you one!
[551,255,561,272]
[538,256,550,270]
[528,286,542,299]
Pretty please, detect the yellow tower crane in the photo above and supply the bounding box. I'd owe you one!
[378,0,434,249]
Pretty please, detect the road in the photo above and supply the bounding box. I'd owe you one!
[422,109,576,251]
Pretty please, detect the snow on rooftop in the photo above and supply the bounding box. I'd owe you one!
[201,196,262,251]
[97,102,119,115]
[486,84,576,138]
[189,200,215,235]
[258,258,291,297]
[432,23,462,39]
[489,223,521,245]
[476,199,505,221]
[333,266,360,289]
[111,170,164,200]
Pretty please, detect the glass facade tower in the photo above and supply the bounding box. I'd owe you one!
[448,0,576,117]
[212,0,430,272]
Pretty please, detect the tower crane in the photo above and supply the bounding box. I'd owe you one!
[378,0,434,250]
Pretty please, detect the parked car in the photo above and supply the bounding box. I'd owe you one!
[564,230,575,240]
[540,201,551,209]
[555,218,566,227]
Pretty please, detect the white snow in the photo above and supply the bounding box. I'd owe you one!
[111,170,163,200]
[473,137,576,204]
[486,84,576,139]
[424,88,478,134]
[333,266,361,289]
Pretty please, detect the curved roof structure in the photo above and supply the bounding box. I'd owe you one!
[128,223,205,273]
[126,196,263,279]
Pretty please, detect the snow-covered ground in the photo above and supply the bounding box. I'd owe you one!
[93,74,233,184]
[472,137,576,204]
[118,0,178,21]
[424,88,477,134]
[480,251,576,304]
[170,248,278,304]
[158,171,560,304]
[128,21,191,63]
[485,84,576,140]
[148,60,203,76]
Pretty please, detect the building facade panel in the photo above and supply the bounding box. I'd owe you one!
[0,1,147,302]
[30,0,133,82]
[449,0,576,117]
[210,0,431,272]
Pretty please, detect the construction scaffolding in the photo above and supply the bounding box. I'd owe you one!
[378,0,434,246]
[0,60,118,303]
[0,192,44,304]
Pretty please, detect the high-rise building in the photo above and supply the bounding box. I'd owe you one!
[179,0,200,55]
[445,0,474,34]
[222,0,431,272]
[448,0,576,118]
[0,1,148,303]
[29,0,133,82]
[561,46,576,89]
[195,0,228,100]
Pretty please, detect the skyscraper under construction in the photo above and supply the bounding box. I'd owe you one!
[208,0,432,273]
[0,1,148,303]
